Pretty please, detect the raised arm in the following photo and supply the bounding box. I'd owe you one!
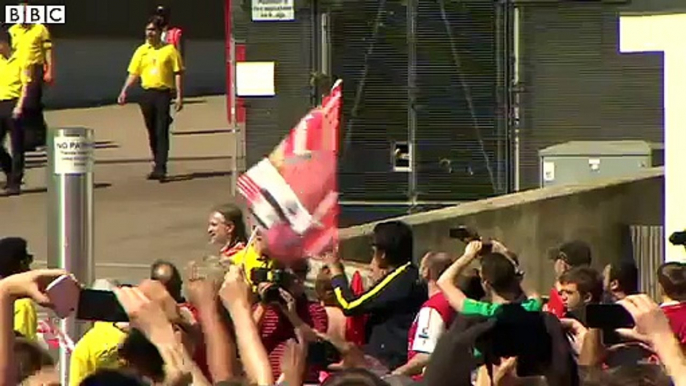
[437,241,481,313]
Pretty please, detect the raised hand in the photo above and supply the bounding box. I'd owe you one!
[0,269,69,306]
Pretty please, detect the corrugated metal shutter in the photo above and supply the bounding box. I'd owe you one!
[235,0,316,167]
[518,2,663,189]
[333,0,503,202]
[628,225,664,300]
[333,0,410,201]
[415,0,501,201]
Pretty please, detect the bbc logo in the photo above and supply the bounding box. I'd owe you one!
[4,5,66,24]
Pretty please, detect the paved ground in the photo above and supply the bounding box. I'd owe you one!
[0,96,245,284]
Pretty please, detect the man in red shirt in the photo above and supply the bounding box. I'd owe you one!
[392,252,455,380]
[544,240,592,318]
[657,261,686,345]
[253,260,328,382]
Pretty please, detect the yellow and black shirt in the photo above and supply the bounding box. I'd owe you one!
[8,23,52,66]
[127,42,184,90]
[331,262,428,369]
[0,53,31,101]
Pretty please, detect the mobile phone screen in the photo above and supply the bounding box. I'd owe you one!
[585,304,634,329]
[76,289,129,322]
[307,341,341,367]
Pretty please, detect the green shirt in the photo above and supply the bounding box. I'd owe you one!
[462,297,543,317]
[463,298,544,358]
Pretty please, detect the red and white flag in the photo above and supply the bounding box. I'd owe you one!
[237,80,342,261]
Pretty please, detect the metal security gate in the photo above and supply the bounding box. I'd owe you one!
[332,0,512,204]
[332,0,410,202]
[236,0,514,221]
[415,0,506,202]
[516,0,664,189]
[235,0,318,168]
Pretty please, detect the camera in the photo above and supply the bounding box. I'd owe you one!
[251,268,288,304]
[449,226,492,254]
[670,231,686,247]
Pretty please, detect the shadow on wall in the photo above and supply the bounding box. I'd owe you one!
[44,39,226,109]
[338,168,664,293]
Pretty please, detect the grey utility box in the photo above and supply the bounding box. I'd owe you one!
[539,140,664,188]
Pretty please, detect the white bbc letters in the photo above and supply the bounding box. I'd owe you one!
[4,5,65,24]
[620,14,686,262]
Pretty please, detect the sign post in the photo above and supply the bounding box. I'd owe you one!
[250,0,294,21]
[47,127,95,385]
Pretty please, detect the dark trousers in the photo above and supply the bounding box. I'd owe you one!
[23,64,47,150]
[139,89,172,173]
[0,100,26,186]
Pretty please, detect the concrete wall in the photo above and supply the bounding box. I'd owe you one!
[336,168,664,293]
[44,39,226,109]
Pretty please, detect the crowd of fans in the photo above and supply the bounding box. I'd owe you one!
[0,203,686,386]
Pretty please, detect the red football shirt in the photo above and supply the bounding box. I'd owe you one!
[164,27,183,52]
[543,286,566,319]
[661,301,686,345]
[258,298,328,382]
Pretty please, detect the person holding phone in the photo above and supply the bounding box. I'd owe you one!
[437,240,541,318]
[253,260,328,383]
[69,280,129,386]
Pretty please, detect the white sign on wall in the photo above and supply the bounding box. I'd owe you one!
[251,0,294,21]
[543,161,555,182]
[620,14,686,262]
[54,136,95,175]
[236,62,276,96]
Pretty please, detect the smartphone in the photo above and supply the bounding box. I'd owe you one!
[307,340,341,367]
[45,275,80,318]
[44,275,128,322]
[585,304,634,329]
[449,226,479,242]
[77,290,129,322]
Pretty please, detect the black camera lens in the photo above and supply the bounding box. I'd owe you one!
[261,284,283,304]
[251,268,270,284]
[669,231,686,246]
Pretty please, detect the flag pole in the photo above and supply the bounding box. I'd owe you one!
[238,226,260,272]
[230,35,238,197]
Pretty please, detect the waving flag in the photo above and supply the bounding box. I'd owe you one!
[237,80,342,260]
